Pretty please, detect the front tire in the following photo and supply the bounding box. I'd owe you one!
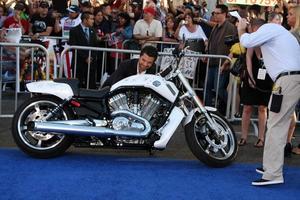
[185,111,237,167]
[12,95,73,158]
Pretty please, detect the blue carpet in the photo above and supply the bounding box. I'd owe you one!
[0,148,299,200]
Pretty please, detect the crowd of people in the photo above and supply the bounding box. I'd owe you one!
[0,0,300,185]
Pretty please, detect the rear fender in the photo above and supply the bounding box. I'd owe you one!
[26,81,74,100]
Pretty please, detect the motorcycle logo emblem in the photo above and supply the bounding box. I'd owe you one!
[153,81,161,87]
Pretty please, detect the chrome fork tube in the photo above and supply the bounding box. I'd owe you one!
[176,70,219,130]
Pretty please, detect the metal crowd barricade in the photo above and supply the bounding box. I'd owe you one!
[60,45,234,117]
[59,46,141,87]
[0,42,50,118]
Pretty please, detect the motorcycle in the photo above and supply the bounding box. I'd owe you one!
[12,48,237,167]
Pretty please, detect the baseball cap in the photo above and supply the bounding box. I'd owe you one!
[39,1,49,8]
[67,5,80,13]
[79,0,92,7]
[143,7,156,16]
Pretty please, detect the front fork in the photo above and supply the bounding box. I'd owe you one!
[176,70,220,132]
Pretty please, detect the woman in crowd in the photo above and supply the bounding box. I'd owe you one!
[163,16,177,42]
[162,16,178,48]
[109,12,133,74]
[94,8,106,40]
[238,19,273,147]
[176,12,207,52]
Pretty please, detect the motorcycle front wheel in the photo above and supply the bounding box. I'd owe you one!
[185,111,237,167]
[12,95,73,158]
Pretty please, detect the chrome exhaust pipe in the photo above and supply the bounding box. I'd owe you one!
[27,111,151,138]
[27,121,150,137]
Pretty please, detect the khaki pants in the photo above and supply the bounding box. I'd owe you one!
[262,75,300,181]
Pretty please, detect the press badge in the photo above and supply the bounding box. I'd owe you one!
[257,68,267,80]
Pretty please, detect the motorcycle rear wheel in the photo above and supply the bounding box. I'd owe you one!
[185,111,237,167]
[12,95,73,158]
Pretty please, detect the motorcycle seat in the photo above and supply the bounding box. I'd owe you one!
[78,87,110,99]
[53,78,110,98]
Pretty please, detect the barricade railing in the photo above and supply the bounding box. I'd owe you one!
[121,39,180,53]
[21,35,69,40]
[60,45,234,117]
[0,42,50,118]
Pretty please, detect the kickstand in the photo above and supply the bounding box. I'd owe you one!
[149,148,155,156]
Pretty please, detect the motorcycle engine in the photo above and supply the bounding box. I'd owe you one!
[108,91,169,132]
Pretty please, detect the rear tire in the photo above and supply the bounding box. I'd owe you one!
[12,95,73,158]
[185,111,237,167]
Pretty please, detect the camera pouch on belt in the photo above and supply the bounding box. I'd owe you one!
[270,90,283,113]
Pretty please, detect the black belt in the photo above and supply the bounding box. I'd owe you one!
[276,71,300,81]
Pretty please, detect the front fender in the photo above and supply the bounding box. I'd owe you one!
[182,106,217,126]
[26,81,74,100]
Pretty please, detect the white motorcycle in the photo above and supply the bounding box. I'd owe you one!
[12,48,237,167]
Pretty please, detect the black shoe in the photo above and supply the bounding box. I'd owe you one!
[252,179,284,186]
[256,167,264,175]
[284,143,292,158]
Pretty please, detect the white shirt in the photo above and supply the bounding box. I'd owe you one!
[178,25,207,41]
[60,15,81,38]
[240,23,300,81]
[133,19,163,38]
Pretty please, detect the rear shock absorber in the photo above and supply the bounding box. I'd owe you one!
[44,97,71,121]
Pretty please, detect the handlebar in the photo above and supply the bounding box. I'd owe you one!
[159,45,190,78]
[159,65,173,77]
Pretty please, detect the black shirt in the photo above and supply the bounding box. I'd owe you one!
[30,14,55,34]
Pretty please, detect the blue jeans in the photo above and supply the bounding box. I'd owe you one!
[205,66,229,109]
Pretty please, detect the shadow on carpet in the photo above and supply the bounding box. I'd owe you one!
[0,148,299,200]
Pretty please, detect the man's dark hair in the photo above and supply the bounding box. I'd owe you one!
[216,4,228,14]
[81,11,93,21]
[100,3,110,12]
[250,18,265,28]
[140,46,158,60]
[93,6,102,16]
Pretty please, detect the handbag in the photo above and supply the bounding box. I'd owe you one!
[230,53,246,77]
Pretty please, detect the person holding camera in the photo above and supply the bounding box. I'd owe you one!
[205,4,237,115]
[238,13,300,186]
[176,12,208,52]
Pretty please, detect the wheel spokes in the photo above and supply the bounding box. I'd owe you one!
[34,104,41,113]
[36,139,42,147]
[220,148,227,156]
[20,125,27,131]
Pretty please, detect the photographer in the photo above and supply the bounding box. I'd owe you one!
[238,14,300,186]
